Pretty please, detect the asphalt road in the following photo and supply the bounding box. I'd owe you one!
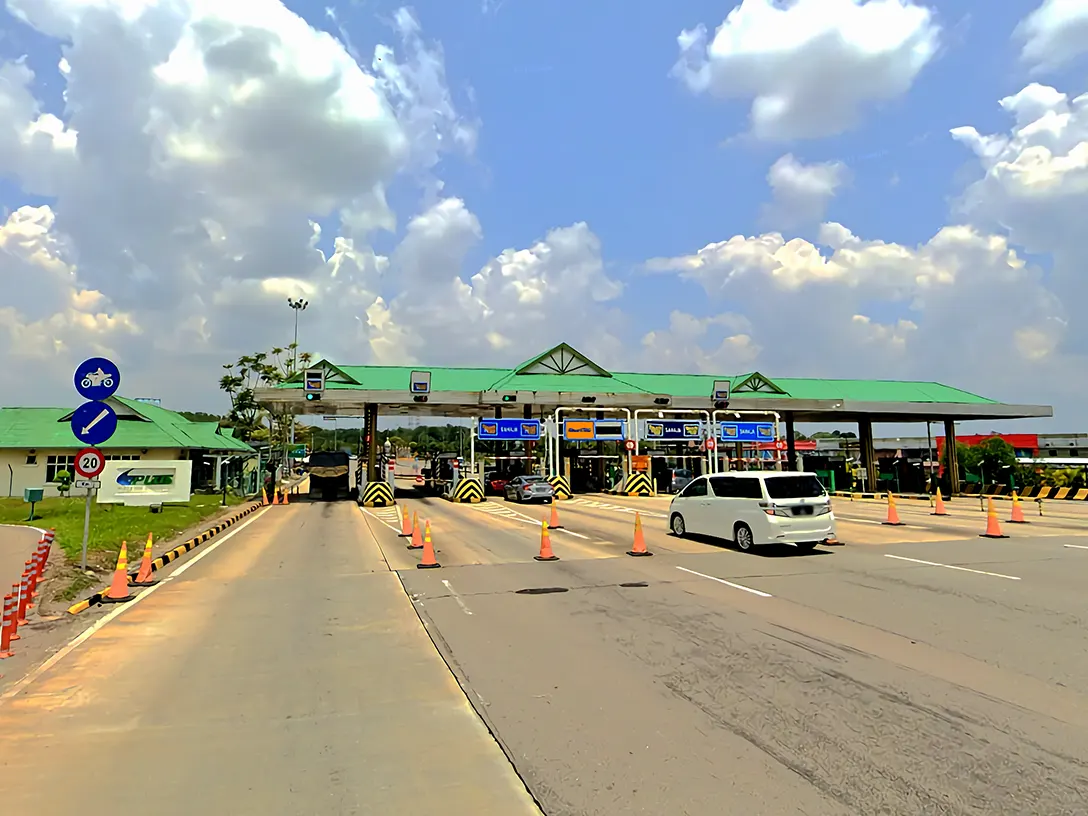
[0,523,43,591]
[3,490,1088,815]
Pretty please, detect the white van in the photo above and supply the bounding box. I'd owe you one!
[668,471,835,552]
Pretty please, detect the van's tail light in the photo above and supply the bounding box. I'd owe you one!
[759,502,790,517]
[815,503,832,516]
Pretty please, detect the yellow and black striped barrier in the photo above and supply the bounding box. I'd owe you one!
[613,471,653,497]
[447,478,485,503]
[547,475,572,500]
[361,481,395,507]
[67,500,265,615]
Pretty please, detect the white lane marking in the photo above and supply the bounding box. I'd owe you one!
[883,553,1021,581]
[1,507,271,705]
[441,579,473,615]
[571,498,667,519]
[470,503,591,539]
[676,566,773,598]
[1064,544,1088,550]
[361,506,403,534]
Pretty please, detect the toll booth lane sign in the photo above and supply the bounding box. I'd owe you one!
[562,419,627,441]
[643,420,703,441]
[719,422,776,442]
[477,419,542,441]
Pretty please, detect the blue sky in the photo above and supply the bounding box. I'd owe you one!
[0,0,1085,428]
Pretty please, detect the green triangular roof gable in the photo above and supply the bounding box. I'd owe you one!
[513,343,611,377]
[732,372,787,395]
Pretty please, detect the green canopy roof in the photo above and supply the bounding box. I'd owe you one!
[0,397,254,452]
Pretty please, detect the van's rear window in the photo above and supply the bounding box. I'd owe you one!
[765,475,825,499]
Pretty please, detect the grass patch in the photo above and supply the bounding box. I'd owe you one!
[0,493,248,567]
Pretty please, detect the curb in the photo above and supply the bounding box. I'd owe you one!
[67,501,265,615]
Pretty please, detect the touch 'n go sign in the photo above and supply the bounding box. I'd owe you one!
[75,447,106,479]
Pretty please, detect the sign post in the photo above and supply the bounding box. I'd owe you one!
[72,357,120,571]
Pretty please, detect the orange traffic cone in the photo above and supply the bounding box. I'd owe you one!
[282,489,289,505]
[261,486,269,506]
[272,490,280,505]
[1009,492,1028,524]
[882,492,904,526]
[627,512,652,557]
[408,511,424,550]
[931,487,948,516]
[417,521,440,569]
[399,505,412,537]
[102,542,134,603]
[548,503,563,530]
[980,498,1009,539]
[535,520,559,561]
[131,533,156,586]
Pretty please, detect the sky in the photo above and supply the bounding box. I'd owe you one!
[0,0,1086,433]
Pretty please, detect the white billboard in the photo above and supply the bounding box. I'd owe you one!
[97,460,193,506]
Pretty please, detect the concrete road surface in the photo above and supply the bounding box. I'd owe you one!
[0,500,539,815]
[5,491,1088,815]
[0,523,43,590]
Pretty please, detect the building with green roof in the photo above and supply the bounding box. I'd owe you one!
[254,343,1052,493]
[1,396,255,498]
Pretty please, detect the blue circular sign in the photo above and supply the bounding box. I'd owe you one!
[70,401,118,447]
[74,357,121,401]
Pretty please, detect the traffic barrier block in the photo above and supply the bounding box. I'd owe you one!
[361,481,395,507]
[547,475,572,500]
[617,472,653,497]
[67,501,264,615]
[446,479,484,503]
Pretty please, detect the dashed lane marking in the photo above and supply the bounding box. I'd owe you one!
[569,498,668,519]
[469,502,591,539]
[883,553,1021,581]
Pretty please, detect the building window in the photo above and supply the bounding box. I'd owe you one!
[25,454,37,465]
[104,455,141,461]
[46,455,75,483]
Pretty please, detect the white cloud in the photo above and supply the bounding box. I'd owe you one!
[672,0,941,140]
[644,220,1067,395]
[0,205,140,376]
[1016,0,1088,73]
[378,208,626,365]
[0,0,477,406]
[951,80,1088,351]
[763,153,849,227]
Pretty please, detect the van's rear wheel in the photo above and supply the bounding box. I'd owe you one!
[734,522,755,551]
[670,513,686,537]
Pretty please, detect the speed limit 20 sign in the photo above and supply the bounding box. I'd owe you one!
[75,447,105,478]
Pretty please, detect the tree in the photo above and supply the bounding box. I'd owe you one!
[219,344,313,442]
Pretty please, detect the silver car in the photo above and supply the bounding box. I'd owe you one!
[504,475,555,503]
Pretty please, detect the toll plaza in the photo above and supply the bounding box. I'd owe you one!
[254,342,1052,503]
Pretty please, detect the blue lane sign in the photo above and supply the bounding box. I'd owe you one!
[642,420,703,441]
[74,357,120,401]
[719,422,775,442]
[477,419,541,441]
[70,400,118,446]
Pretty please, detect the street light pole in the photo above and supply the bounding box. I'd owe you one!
[286,298,309,451]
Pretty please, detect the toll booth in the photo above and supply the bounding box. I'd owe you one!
[554,416,628,494]
[475,417,545,490]
[637,416,713,494]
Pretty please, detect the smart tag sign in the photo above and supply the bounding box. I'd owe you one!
[718,422,776,442]
[642,420,703,441]
[477,419,541,441]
